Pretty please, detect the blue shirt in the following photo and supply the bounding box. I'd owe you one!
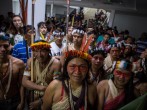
[96,35,115,44]
[12,40,32,64]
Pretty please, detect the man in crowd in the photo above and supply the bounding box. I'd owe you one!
[50,29,65,56]
[0,33,25,110]
[22,40,61,110]
[104,44,120,78]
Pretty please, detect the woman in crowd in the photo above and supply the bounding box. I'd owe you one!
[97,59,135,110]
[88,49,107,85]
[7,15,24,45]
[42,50,97,110]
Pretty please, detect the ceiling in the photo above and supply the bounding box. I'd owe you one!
[46,0,147,16]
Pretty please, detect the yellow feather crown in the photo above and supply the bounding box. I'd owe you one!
[64,50,92,61]
[30,41,51,51]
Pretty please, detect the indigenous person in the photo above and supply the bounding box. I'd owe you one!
[123,44,134,62]
[42,47,97,110]
[50,29,65,56]
[86,28,97,51]
[88,49,106,85]
[0,33,25,110]
[133,49,147,97]
[22,40,61,110]
[12,25,35,64]
[61,28,85,66]
[104,44,120,78]
[97,60,135,110]
[66,26,74,44]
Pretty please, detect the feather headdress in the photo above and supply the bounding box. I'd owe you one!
[65,30,94,61]
[112,60,132,72]
[30,40,51,51]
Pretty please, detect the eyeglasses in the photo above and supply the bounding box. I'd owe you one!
[114,70,131,78]
[68,64,88,71]
[0,44,9,49]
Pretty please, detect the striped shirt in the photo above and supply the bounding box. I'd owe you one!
[12,40,32,64]
[136,40,147,55]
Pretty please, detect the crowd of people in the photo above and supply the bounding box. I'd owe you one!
[0,10,147,110]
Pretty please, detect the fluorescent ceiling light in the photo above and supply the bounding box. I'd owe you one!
[75,0,81,1]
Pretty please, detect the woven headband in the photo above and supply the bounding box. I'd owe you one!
[72,29,85,35]
[52,31,65,36]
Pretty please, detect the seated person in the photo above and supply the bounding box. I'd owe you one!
[42,48,97,110]
[97,59,135,110]
[88,49,107,85]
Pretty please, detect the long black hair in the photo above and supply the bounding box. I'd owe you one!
[58,56,91,81]
[112,59,135,105]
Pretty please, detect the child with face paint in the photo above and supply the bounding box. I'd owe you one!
[97,59,135,110]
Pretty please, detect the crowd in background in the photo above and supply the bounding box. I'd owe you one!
[0,9,147,110]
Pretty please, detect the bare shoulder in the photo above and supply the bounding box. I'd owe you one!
[10,56,25,67]
[97,80,109,91]
[46,79,62,91]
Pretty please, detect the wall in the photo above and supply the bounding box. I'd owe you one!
[113,13,147,39]
[46,5,74,17]
[12,0,20,15]
[0,0,12,17]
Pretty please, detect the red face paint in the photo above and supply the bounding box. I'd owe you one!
[68,64,88,72]
[114,70,131,78]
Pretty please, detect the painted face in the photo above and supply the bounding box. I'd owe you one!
[39,25,47,35]
[73,33,83,46]
[114,69,131,87]
[91,54,104,68]
[13,16,23,29]
[0,41,10,59]
[67,58,88,83]
[35,49,50,63]
[110,47,120,59]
